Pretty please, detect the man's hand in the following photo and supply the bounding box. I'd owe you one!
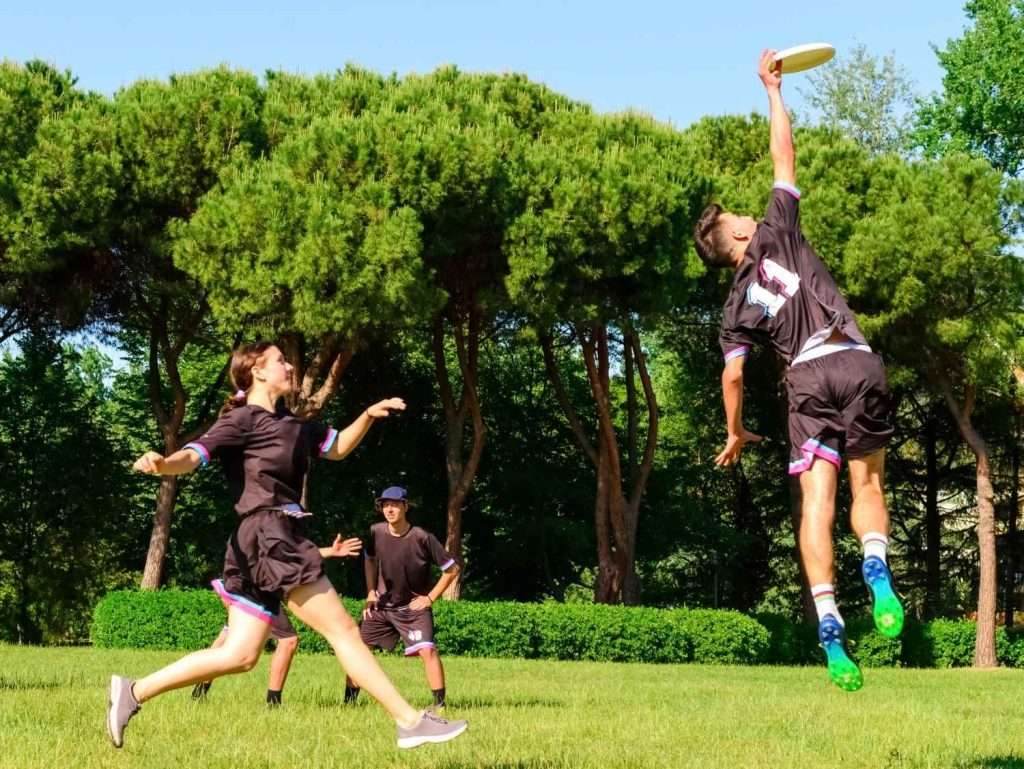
[323,535,362,559]
[366,397,406,419]
[758,49,782,90]
[409,595,433,612]
[714,428,764,467]
[362,592,378,620]
[133,451,165,475]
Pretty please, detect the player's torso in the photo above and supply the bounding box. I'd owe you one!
[223,408,310,512]
[727,228,847,363]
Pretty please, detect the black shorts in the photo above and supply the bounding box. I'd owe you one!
[360,606,436,655]
[785,349,893,475]
[213,581,298,640]
[218,509,325,620]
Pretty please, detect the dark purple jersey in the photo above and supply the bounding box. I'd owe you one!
[184,404,337,516]
[719,183,868,366]
[365,523,457,608]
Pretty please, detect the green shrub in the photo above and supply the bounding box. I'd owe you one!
[672,609,769,664]
[909,619,976,667]
[90,589,227,651]
[434,601,537,658]
[845,617,901,667]
[93,590,1012,670]
[91,591,767,664]
[753,614,819,665]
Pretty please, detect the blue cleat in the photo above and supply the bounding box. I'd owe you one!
[818,614,863,692]
[862,556,904,639]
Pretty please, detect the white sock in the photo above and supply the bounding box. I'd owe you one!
[861,532,889,564]
[811,583,843,625]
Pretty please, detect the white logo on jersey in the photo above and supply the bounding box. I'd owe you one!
[746,259,801,318]
[408,630,422,642]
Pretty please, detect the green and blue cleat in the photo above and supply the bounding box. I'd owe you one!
[818,614,863,692]
[862,556,904,639]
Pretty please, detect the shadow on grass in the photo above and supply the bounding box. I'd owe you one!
[0,675,63,691]
[301,692,565,710]
[433,762,573,769]
[964,758,1024,769]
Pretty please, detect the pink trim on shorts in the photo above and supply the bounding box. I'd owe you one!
[211,579,273,624]
[404,641,436,656]
[788,438,842,476]
[724,346,749,363]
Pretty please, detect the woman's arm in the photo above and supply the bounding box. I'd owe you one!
[133,448,202,476]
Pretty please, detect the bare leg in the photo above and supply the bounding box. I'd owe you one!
[195,626,230,689]
[286,578,420,727]
[798,458,839,586]
[267,635,299,692]
[133,608,270,703]
[418,646,445,691]
[849,449,888,538]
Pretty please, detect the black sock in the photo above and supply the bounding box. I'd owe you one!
[344,684,360,704]
[432,687,446,707]
[266,689,282,706]
[191,681,211,700]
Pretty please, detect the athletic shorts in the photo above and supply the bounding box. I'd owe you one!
[218,509,324,619]
[360,606,436,656]
[212,579,298,639]
[785,349,893,475]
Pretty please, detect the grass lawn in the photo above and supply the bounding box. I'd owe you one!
[1,644,1023,768]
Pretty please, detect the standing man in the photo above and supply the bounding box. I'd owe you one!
[345,486,460,710]
[692,50,903,691]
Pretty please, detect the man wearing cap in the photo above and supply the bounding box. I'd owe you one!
[344,486,460,711]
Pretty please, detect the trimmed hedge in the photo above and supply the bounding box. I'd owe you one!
[91,590,768,665]
[91,590,1024,668]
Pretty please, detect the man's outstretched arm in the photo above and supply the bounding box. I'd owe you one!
[759,49,795,187]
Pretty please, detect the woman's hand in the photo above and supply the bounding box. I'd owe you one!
[366,398,406,419]
[133,451,166,475]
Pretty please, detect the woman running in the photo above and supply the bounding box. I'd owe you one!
[107,341,467,750]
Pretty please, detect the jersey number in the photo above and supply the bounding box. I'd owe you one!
[745,259,800,318]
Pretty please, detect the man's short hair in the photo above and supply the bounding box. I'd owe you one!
[693,203,735,269]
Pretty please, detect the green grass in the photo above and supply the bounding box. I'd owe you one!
[1,644,1024,769]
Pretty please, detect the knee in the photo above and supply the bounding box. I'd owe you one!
[418,646,438,661]
[278,636,299,655]
[224,647,262,673]
[327,622,364,650]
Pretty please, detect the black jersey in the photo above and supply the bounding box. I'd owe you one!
[184,404,337,516]
[719,183,868,366]
[365,523,456,608]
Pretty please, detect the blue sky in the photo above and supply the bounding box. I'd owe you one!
[5,0,969,126]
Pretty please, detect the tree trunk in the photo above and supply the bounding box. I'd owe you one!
[542,324,656,606]
[432,313,486,601]
[1006,412,1021,627]
[140,474,180,589]
[939,377,997,667]
[924,417,942,618]
[593,445,619,603]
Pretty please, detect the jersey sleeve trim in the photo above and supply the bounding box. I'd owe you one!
[183,441,211,466]
[773,181,801,199]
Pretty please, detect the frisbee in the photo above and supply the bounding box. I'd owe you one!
[773,43,835,74]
